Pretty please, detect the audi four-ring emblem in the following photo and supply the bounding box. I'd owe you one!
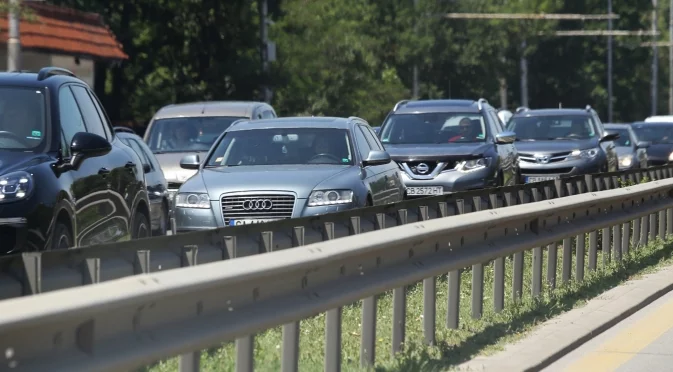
[242,199,273,210]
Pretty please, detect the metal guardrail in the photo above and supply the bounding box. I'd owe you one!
[0,166,669,302]
[0,169,671,371]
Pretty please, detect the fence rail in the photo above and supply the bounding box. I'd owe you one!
[0,166,669,302]
[0,169,672,371]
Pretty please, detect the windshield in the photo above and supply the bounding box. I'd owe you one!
[146,116,246,153]
[206,127,354,167]
[631,123,673,144]
[608,128,633,147]
[379,113,487,144]
[507,115,597,141]
[0,87,46,151]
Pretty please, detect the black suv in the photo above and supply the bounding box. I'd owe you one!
[506,106,619,183]
[0,67,151,253]
[378,99,519,198]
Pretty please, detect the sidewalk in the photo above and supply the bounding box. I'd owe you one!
[453,264,673,372]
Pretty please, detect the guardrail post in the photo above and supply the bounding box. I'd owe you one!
[322,222,342,372]
[659,206,666,240]
[418,206,436,346]
[602,207,611,267]
[531,189,543,298]
[392,210,408,355]
[446,200,464,329]
[358,216,377,369]
[491,193,505,313]
[561,186,574,283]
[612,222,622,263]
[259,231,274,253]
[667,205,673,238]
[82,258,100,285]
[236,337,254,372]
[21,253,41,295]
[471,197,484,319]
[281,227,305,372]
[622,220,631,259]
[134,251,150,274]
[179,245,200,372]
[509,191,524,302]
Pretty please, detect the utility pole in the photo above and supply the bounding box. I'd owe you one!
[607,0,613,122]
[669,0,673,114]
[412,0,419,99]
[7,0,21,71]
[652,0,659,116]
[259,0,272,103]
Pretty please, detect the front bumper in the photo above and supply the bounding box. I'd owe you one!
[0,216,29,255]
[518,158,603,183]
[173,198,357,233]
[399,166,495,198]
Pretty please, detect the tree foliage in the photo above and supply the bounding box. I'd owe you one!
[48,0,670,126]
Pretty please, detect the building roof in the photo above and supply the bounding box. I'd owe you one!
[0,3,127,60]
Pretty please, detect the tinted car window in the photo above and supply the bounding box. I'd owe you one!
[609,128,632,147]
[87,89,114,140]
[631,123,673,144]
[0,87,47,151]
[59,87,86,153]
[122,137,153,170]
[146,116,247,153]
[206,128,354,166]
[71,86,107,140]
[508,115,597,140]
[360,125,383,151]
[380,113,488,144]
[352,125,371,160]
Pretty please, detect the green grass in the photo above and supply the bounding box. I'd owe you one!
[141,231,673,372]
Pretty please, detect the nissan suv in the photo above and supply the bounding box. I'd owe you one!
[506,106,619,183]
[0,67,152,253]
[377,98,519,198]
[143,101,277,208]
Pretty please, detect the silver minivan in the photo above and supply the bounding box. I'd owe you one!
[143,101,277,208]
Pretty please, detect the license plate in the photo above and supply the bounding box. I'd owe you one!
[406,186,443,196]
[525,176,558,183]
[229,219,279,226]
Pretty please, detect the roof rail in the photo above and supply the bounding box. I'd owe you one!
[515,106,529,113]
[585,105,592,112]
[393,99,409,112]
[348,116,367,123]
[477,98,489,111]
[113,126,136,134]
[37,67,76,81]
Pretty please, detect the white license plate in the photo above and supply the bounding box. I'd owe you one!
[229,219,278,226]
[525,176,558,183]
[406,186,443,196]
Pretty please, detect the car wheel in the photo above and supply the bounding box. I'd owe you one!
[51,222,72,250]
[132,210,150,240]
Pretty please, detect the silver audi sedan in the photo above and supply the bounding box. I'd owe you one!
[173,116,404,232]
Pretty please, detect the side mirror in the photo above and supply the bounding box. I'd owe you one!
[143,164,152,173]
[495,131,516,144]
[636,140,651,149]
[180,154,200,170]
[59,132,111,172]
[362,150,391,167]
[600,132,619,142]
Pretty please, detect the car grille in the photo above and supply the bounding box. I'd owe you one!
[221,194,295,225]
[399,161,455,176]
[519,151,572,164]
[522,167,574,175]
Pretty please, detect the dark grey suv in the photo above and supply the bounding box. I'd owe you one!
[377,98,519,197]
[507,106,619,183]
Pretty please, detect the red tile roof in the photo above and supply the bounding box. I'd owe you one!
[0,3,127,60]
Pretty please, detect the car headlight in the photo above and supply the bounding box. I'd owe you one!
[568,148,600,160]
[619,155,633,167]
[668,152,673,161]
[175,193,211,209]
[308,190,353,206]
[454,157,491,172]
[0,171,34,203]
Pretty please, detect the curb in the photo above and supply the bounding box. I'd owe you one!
[456,265,673,372]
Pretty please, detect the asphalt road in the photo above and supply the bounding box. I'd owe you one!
[543,289,673,372]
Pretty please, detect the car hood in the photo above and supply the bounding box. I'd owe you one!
[514,139,598,155]
[645,143,673,160]
[0,151,51,176]
[383,143,493,162]
[155,152,205,185]
[188,165,353,199]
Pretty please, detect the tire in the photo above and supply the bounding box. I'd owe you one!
[51,222,72,250]
[132,210,151,240]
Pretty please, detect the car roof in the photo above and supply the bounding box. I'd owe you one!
[604,123,632,129]
[395,99,482,114]
[116,132,143,140]
[226,117,355,132]
[513,108,592,117]
[631,121,673,125]
[152,101,271,120]
[0,70,88,89]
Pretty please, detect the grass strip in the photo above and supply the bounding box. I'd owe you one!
[142,232,673,372]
